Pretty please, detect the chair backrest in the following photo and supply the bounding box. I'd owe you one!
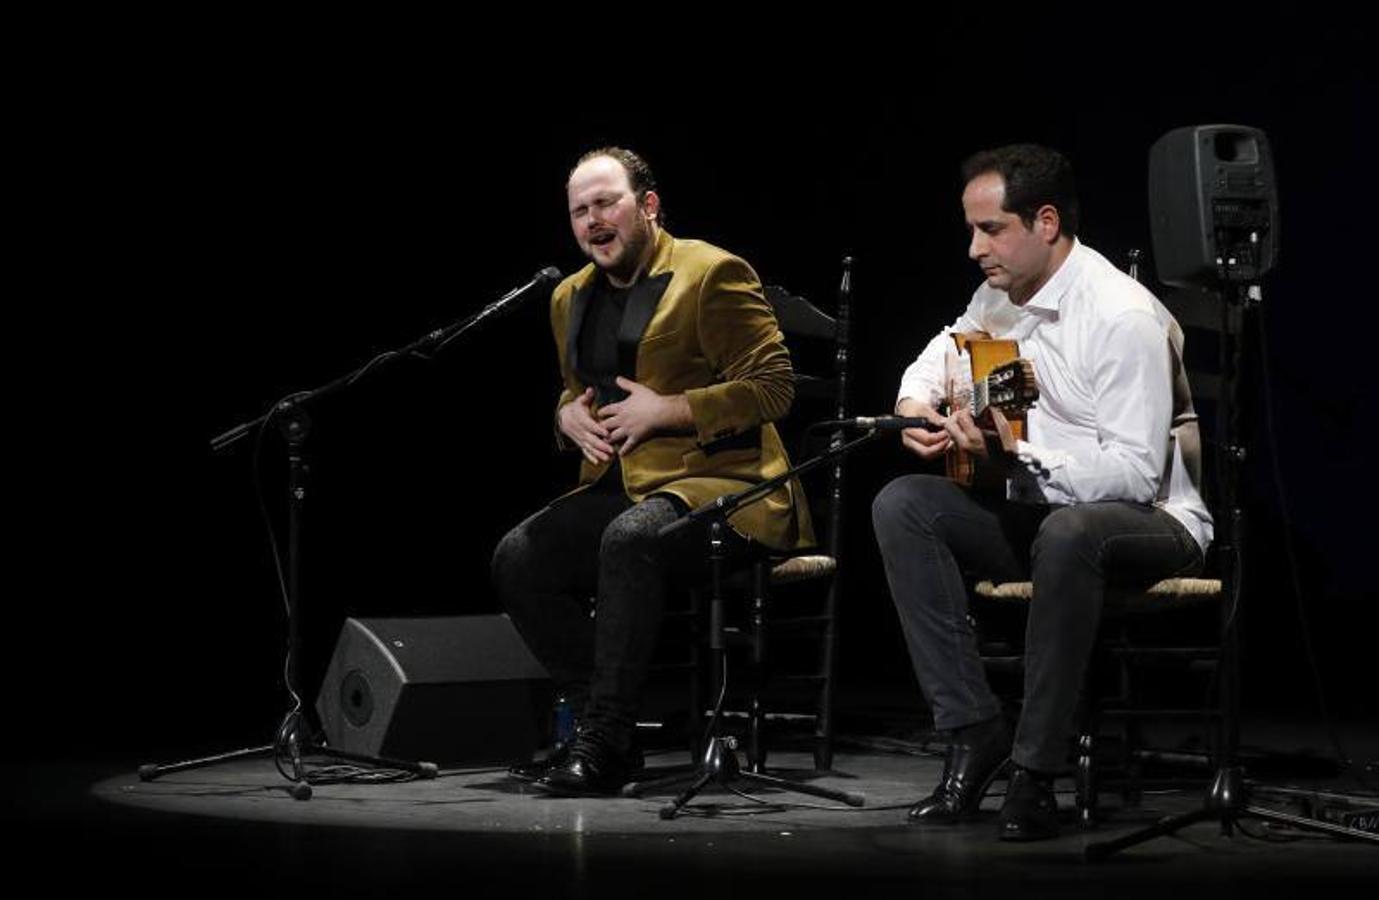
[762,260,852,557]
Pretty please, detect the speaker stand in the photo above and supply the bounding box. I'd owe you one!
[1087,283,1377,855]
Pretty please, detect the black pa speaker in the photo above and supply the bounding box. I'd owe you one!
[315,615,552,765]
[1148,124,1278,287]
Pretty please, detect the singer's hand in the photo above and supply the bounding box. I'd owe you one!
[558,388,616,464]
[897,399,951,461]
[598,377,692,456]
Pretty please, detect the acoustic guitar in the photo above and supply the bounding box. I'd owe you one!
[943,333,1040,489]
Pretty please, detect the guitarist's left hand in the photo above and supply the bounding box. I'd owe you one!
[946,407,1019,464]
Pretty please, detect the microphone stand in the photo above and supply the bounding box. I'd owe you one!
[210,268,561,453]
[626,426,884,818]
[138,268,559,800]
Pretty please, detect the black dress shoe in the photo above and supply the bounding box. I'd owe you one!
[908,716,1012,823]
[507,740,573,782]
[997,766,1060,841]
[535,729,643,797]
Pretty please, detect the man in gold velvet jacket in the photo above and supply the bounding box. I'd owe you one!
[492,147,811,795]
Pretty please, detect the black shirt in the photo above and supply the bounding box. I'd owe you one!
[577,275,633,406]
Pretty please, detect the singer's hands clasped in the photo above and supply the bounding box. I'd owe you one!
[558,388,617,464]
[558,378,693,464]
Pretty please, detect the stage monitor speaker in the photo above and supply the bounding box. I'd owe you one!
[1149,124,1278,287]
[315,614,551,766]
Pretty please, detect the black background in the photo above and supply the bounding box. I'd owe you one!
[22,19,1375,763]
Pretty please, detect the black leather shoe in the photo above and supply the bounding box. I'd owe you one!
[507,740,573,782]
[535,729,643,796]
[908,717,1012,823]
[997,766,1060,841]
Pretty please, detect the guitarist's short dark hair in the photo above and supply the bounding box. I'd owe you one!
[962,144,1079,238]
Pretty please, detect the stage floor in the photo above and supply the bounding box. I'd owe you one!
[14,739,1377,897]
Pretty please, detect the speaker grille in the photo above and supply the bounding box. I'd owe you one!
[340,670,374,728]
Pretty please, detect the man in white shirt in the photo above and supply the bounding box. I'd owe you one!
[871,144,1212,841]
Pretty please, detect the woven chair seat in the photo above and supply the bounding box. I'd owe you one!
[974,577,1222,613]
[769,554,838,585]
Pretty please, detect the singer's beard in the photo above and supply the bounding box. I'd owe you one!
[590,218,654,286]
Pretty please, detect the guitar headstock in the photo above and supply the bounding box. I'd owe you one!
[973,358,1039,418]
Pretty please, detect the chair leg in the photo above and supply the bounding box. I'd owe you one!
[1076,729,1098,828]
[1120,643,1143,809]
[746,561,768,774]
[688,588,703,764]
[812,726,833,773]
[1074,665,1101,829]
[1124,720,1145,808]
[813,577,840,773]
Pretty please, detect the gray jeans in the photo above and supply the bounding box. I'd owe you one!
[492,484,751,746]
[871,474,1203,772]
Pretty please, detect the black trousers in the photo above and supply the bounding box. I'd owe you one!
[871,474,1203,772]
[492,482,748,747]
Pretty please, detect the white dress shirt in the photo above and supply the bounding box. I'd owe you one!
[897,240,1213,552]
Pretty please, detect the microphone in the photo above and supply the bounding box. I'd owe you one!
[425,266,563,353]
[482,266,563,317]
[815,415,943,432]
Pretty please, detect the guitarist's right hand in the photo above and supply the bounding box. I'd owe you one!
[896,399,952,461]
[947,407,1018,466]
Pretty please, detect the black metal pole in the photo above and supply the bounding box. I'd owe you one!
[281,403,312,798]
